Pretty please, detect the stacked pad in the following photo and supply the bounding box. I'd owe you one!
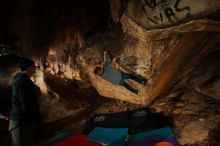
[83,108,173,134]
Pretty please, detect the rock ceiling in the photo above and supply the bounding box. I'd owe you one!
[0,0,220,121]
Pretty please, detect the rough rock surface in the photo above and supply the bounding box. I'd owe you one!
[0,0,220,145]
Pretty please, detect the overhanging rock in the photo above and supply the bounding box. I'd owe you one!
[81,0,220,106]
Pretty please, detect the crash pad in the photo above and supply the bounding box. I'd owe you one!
[83,108,173,134]
[87,127,128,146]
[50,134,101,146]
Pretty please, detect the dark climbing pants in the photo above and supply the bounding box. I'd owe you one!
[9,120,37,146]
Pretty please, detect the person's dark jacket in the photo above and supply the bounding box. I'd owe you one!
[10,73,41,123]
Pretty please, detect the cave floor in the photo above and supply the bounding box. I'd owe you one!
[1,87,219,146]
[34,87,219,146]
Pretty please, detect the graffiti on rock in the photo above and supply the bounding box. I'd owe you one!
[141,0,191,25]
[174,0,190,15]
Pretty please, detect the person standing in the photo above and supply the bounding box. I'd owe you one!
[9,58,41,146]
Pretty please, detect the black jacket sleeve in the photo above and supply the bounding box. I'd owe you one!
[17,81,33,113]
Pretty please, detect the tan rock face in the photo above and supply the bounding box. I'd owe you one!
[116,35,178,79]
[45,48,81,81]
[90,0,220,106]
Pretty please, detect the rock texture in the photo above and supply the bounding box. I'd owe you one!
[79,28,220,106]
[79,1,220,106]
[1,0,220,107]
[0,0,220,145]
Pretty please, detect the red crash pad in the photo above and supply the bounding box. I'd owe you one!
[50,134,101,146]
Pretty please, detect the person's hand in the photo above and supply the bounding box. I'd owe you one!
[0,116,9,120]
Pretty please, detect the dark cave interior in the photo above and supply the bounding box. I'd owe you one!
[0,0,220,145]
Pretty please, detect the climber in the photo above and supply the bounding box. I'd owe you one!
[9,58,41,146]
[94,51,147,94]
